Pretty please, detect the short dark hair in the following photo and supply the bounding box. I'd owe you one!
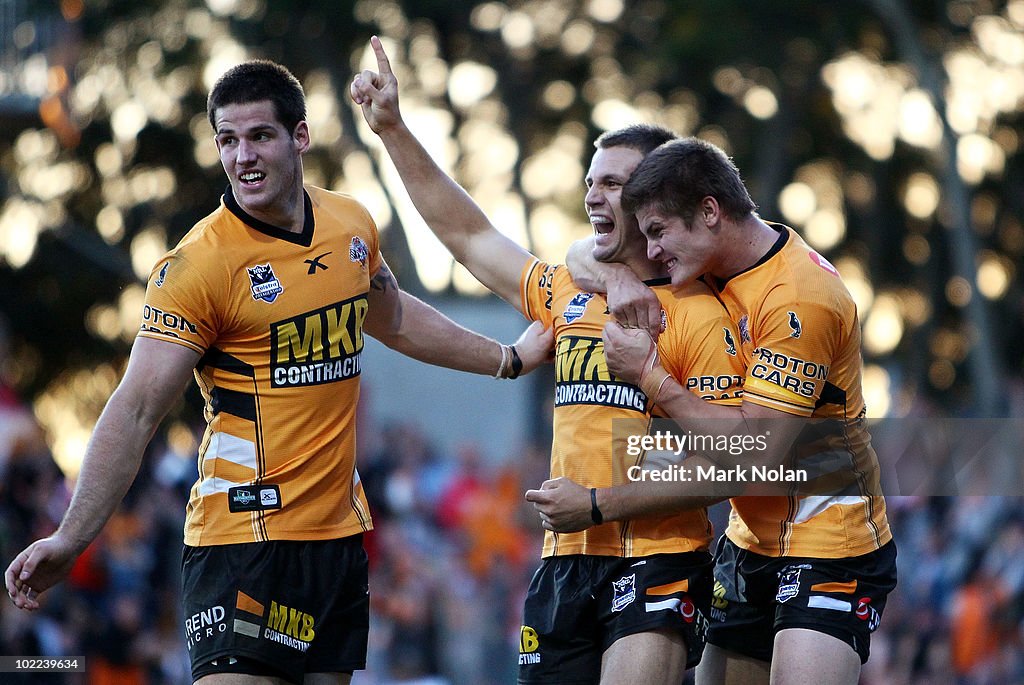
[622,137,757,223]
[207,60,306,133]
[595,124,677,156]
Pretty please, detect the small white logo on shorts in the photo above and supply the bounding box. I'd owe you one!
[611,574,636,612]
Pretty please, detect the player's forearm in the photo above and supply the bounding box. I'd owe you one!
[54,391,159,553]
[597,478,726,522]
[378,291,509,376]
[377,123,490,261]
[566,237,641,294]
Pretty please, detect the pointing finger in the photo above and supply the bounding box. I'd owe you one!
[370,35,393,77]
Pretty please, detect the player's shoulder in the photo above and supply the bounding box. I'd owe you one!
[655,277,722,313]
[306,185,373,220]
[164,203,232,266]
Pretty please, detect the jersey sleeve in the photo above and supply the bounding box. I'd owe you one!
[742,294,841,416]
[138,252,221,354]
[354,200,383,279]
[658,293,745,406]
[519,258,559,326]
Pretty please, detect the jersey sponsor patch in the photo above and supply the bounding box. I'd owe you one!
[247,263,285,303]
[228,485,282,512]
[270,295,368,388]
[554,335,648,412]
[562,292,594,323]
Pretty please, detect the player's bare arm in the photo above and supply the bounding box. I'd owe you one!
[565,236,662,338]
[351,36,533,309]
[5,337,199,610]
[529,322,807,533]
[364,258,553,376]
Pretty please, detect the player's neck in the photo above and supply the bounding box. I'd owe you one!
[621,255,666,282]
[714,216,779,279]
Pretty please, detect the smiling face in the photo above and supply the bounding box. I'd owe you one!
[584,146,650,266]
[637,203,718,286]
[214,99,309,230]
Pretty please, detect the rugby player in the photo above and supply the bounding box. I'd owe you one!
[5,58,552,685]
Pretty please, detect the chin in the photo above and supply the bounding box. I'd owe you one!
[592,245,617,263]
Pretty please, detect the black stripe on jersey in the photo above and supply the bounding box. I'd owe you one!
[209,387,257,422]
[223,186,315,247]
[198,347,255,378]
[252,375,269,542]
[523,260,540,320]
[815,381,847,408]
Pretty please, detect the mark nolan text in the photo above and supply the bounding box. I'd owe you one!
[627,464,808,483]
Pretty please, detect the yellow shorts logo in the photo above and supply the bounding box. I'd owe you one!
[520,626,540,653]
[268,601,316,642]
[711,581,729,610]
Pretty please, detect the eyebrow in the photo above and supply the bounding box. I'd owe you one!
[216,123,277,136]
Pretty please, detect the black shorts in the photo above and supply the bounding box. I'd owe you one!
[518,551,713,684]
[182,535,369,684]
[706,536,897,664]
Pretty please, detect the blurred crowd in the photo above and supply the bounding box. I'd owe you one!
[2,373,1024,685]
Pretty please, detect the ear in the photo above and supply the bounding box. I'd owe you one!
[293,121,311,154]
[701,196,721,228]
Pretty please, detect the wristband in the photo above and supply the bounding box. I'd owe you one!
[495,343,510,379]
[590,487,603,525]
[509,346,523,379]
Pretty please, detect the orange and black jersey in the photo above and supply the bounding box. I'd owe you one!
[521,259,744,558]
[139,186,381,546]
[707,224,891,558]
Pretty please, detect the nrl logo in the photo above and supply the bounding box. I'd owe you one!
[247,263,284,303]
[611,574,636,612]
[563,292,594,324]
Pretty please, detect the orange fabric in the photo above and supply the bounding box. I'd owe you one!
[140,186,381,545]
[710,225,890,558]
[521,259,744,558]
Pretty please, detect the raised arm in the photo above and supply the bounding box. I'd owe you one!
[6,337,199,610]
[351,36,532,310]
[364,259,552,376]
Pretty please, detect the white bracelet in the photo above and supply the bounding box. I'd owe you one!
[495,343,510,379]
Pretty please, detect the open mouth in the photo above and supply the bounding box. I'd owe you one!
[239,171,266,186]
[591,217,613,235]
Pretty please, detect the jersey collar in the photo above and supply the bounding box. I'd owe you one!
[712,223,789,290]
[223,186,315,247]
